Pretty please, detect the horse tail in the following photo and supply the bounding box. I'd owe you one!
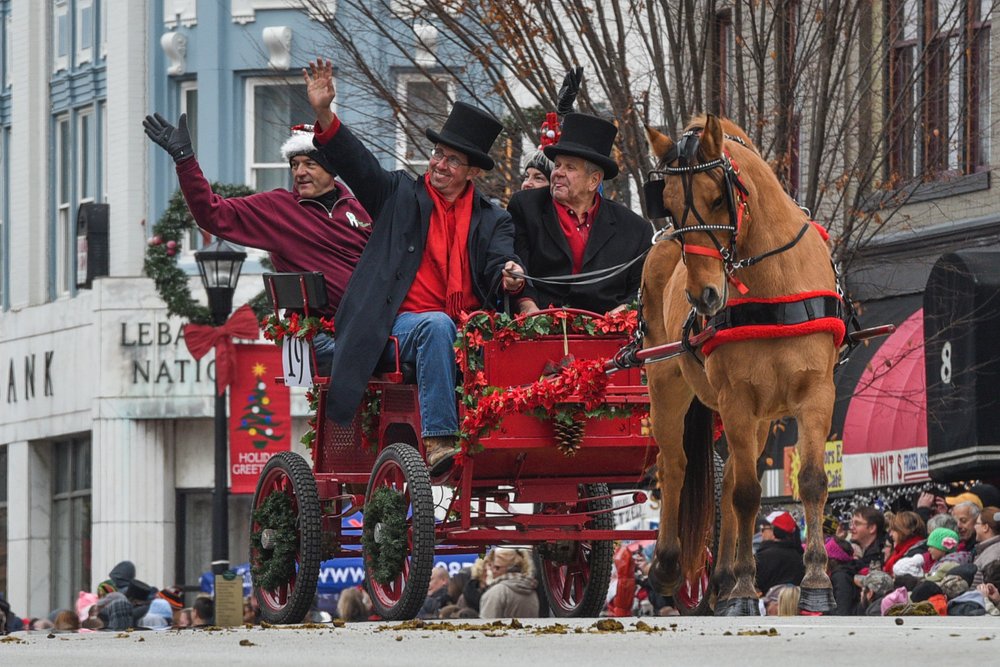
[678,398,714,583]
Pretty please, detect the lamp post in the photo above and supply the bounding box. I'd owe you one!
[194,238,247,576]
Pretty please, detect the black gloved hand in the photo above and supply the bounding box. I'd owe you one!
[556,66,584,116]
[143,112,194,162]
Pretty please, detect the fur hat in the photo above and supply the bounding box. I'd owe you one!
[280,125,337,176]
[927,527,960,553]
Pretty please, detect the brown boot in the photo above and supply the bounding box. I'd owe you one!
[423,436,458,477]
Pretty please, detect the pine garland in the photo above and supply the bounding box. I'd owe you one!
[454,308,648,456]
[249,491,299,591]
[143,184,271,325]
[362,486,409,584]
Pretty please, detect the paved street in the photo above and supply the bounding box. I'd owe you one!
[2,616,997,666]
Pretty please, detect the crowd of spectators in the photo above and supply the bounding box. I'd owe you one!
[746,483,1000,617]
[4,484,999,631]
[1,560,217,634]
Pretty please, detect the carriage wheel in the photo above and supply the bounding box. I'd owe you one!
[534,483,614,617]
[363,443,435,620]
[249,451,322,625]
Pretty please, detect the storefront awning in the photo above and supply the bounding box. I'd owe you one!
[839,301,928,487]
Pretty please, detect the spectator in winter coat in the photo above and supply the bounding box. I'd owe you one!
[755,511,804,595]
[894,527,960,577]
[949,500,981,553]
[973,506,1000,578]
[849,506,886,570]
[0,593,24,634]
[521,150,553,191]
[858,570,895,616]
[96,560,136,598]
[480,548,539,619]
[884,511,927,577]
[825,536,861,615]
[143,111,372,375]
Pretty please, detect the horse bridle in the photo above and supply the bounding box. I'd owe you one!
[643,130,754,294]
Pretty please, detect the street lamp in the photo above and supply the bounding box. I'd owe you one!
[194,238,246,576]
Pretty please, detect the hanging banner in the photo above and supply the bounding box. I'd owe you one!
[229,343,291,494]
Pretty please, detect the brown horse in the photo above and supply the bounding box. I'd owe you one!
[642,115,842,615]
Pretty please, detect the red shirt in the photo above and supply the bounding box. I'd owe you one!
[553,196,601,274]
[399,175,477,317]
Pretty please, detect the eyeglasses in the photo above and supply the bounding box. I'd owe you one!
[430,148,469,170]
[849,520,871,527]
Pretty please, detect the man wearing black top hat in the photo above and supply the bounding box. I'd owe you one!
[303,59,525,477]
[507,113,652,315]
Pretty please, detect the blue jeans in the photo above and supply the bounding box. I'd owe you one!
[313,332,336,377]
[391,311,458,438]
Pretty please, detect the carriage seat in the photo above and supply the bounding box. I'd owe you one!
[374,337,417,384]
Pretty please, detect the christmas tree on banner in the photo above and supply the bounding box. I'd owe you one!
[239,363,284,450]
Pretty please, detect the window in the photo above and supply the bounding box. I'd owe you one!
[246,78,312,191]
[78,108,96,203]
[175,490,251,592]
[76,0,93,65]
[179,85,206,252]
[180,82,198,151]
[50,438,91,611]
[100,100,107,201]
[55,115,72,294]
[52,0,69,73]
[0,445,7,598]
[1,5,9,89]
[887,0,991,182]
[395,74,452,175]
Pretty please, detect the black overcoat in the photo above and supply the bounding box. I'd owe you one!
[507,187,652,313]
[316,122,518,424]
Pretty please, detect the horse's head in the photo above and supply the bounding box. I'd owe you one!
[645,115,749,317]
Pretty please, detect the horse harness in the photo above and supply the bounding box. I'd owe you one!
[613,129,861,370]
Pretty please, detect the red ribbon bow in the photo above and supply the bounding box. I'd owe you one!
[183,304,260,395]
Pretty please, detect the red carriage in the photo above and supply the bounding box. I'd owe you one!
[249,272,665,622]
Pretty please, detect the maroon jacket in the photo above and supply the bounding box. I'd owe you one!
[176,157,371,315]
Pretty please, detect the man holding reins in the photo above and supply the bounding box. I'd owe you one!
[304,59,525,477]
[507,113,651,315]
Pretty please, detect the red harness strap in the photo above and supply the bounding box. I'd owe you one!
[700,290,846,356]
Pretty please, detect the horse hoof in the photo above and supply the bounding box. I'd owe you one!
[715,597,759,617]
[799,587,836,614]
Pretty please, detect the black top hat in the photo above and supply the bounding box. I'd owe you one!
[543,113,619,179]
[425,101,504,171]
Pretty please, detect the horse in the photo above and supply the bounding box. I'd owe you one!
[641,114,844,615]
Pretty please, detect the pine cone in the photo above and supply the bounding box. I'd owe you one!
[553,417,586,457]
